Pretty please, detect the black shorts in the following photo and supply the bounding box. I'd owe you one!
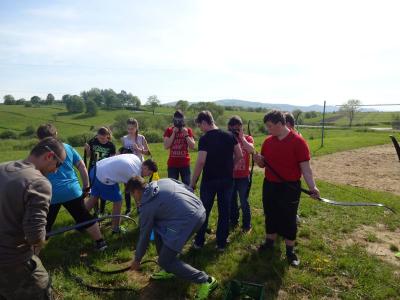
[46,195,96,234]
[262,179,301,241]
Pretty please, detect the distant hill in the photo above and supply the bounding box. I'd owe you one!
[164,99,339,112]
[214,99,338,112]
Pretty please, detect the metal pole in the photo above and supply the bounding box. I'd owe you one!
[321,100,326,148]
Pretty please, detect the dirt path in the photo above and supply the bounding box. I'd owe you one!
[311,144,400,195]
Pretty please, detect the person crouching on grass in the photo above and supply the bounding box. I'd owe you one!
[128,177,218,300]
[253,110,320,267]
[85,154,157,234]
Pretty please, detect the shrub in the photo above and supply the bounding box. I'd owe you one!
[24,102,32,107]
[0,130,18,139]
[142,130,163,143]
[20,125,36,138]
[67,132,94,147]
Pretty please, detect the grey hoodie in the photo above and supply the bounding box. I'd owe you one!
[135,178,206,262]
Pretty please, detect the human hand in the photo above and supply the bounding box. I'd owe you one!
[309,186,320,199]
[181,127,188,135]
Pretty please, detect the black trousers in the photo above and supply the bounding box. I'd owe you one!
[262,179,301,241]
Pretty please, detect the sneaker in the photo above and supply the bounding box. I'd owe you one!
[112,225,127,235]
[192,241,203,250]
[150,270,175,280]
[287,252,300,267]
[195,276,218,300]
[296,214,301,225]
[95,240,107,251]
[125,208,132,216]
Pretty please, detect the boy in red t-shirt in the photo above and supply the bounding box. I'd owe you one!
[254,110,320,266]
[163,110,195,185]
[227,116,254,233]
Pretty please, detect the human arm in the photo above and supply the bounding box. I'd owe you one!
[190,151,207,190]
[182,127,195,150]
[133,209,155,266]
[163,127,177,149]
[23,179,51,249]
[300,161,320,199]
[233,143,243,166]
[76,160,90,191]
[238,130,254,154]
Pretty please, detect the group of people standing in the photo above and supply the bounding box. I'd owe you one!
[0,108,319,300]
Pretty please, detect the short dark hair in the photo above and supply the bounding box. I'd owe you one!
[126,176,147,193]
[30,137,65,158]
[263,110,286,125]
[37,124,57,139]
[173,110,184,119]
[142,159,158,172]
[284,112,295,127]
[228,115,243,127]
[195,111,214,125]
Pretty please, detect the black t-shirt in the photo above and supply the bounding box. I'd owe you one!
[198,129,238,181]
[87,138,116,170]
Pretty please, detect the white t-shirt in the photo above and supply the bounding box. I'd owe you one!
[96,154,141,185]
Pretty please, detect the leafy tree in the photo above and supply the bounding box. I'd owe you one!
[340,99,361,127]
[30,96,41,105]
[146,95,160,115]
[62,94,72,103]
[45,93,55,105]
[85,99,98,116]
[66,95,84,113]
[103,89,122,109]
[3,94,15,105]
[175,100,189,112]
[126,95,141,110]
[189,102,225,120]
[292,109,303,125]
[16,98,26,105]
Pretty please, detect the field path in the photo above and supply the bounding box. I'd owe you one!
[311,144,400,195]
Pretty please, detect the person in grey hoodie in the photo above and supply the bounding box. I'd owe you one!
[127,177,218,300]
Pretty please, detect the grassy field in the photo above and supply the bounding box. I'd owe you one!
[1,105,400,299]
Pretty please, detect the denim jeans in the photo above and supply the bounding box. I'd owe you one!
[230,177,251,230]
[194,178,234,248]
[167,166,191,185]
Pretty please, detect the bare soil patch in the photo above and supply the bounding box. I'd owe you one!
[311,144,400,195]
[343,224,400,267]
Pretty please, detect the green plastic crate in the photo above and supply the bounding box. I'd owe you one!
[224,280,265,300]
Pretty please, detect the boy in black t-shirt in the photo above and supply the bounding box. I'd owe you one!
[84,127,116,216]
[190,111,243,251]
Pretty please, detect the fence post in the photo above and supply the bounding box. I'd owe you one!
[321,100,326,148]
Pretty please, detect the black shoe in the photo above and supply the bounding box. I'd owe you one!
[287,252,300,267]
[125,208,132,215]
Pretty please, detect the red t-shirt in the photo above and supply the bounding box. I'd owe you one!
[260,131,310,182]
[233,135,254,178]
[164,127,194,168]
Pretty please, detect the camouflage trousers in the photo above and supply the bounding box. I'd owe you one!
[0,255,53,300]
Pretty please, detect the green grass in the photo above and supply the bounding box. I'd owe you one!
[1,105,400,299]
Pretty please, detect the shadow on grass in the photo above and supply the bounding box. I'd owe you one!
[224,244,287,300]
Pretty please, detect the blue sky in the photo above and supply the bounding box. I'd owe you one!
[1,0,400,108]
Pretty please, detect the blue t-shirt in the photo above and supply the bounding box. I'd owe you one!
[47,143,82,204]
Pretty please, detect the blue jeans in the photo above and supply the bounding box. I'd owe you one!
[167,166,191,186]
[230,177,251,230]
[194,178,233,248]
